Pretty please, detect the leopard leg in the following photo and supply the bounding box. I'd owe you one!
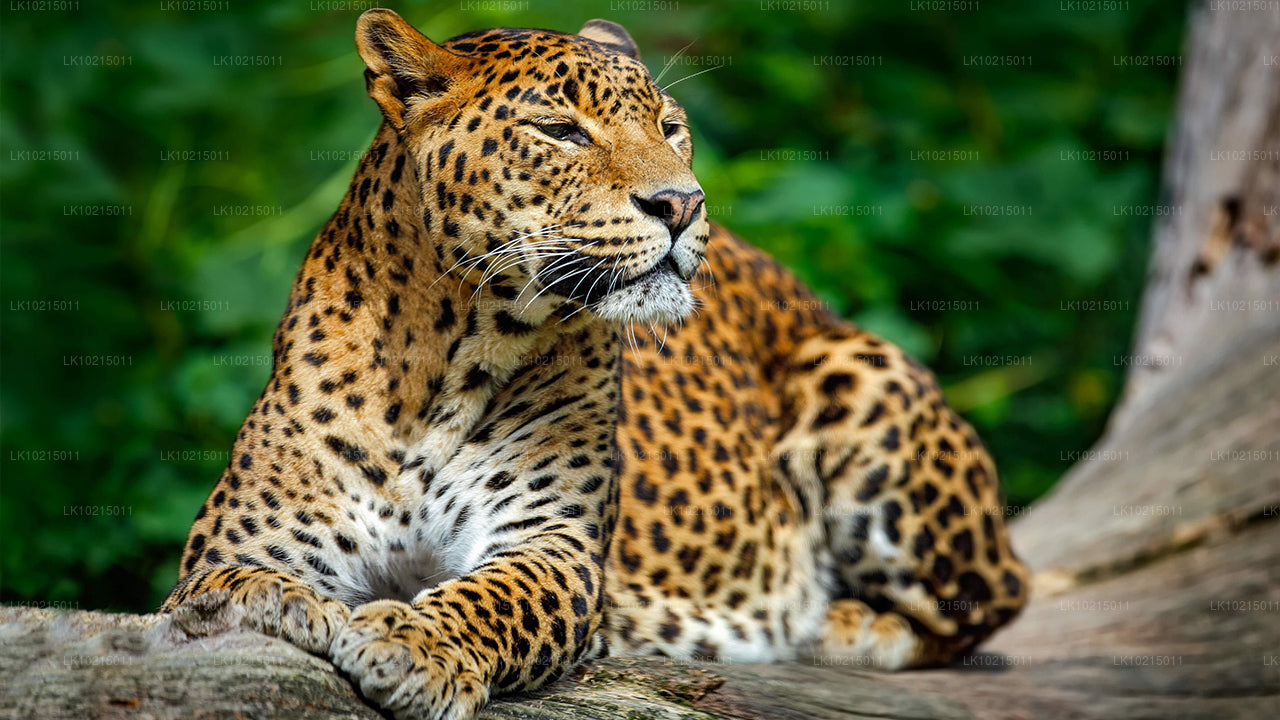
[332,536,606,720]
[330,354,618,720]
[162,566,350,655]
[776,328,1030,669]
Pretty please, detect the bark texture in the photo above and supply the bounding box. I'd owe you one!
[3,2,1278,719]
[1113,0,1280,428]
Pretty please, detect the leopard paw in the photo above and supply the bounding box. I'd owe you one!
[332,599,489,720]
[227,572,349,655]
[819,599,922,670]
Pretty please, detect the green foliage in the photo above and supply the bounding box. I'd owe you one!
[0,1,1184,612]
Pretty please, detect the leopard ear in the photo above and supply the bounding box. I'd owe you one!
[356,9,469,130]
[577,19,640,60]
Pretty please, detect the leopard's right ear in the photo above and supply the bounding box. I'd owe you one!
[356,9,471,130]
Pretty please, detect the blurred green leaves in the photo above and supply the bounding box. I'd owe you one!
[0,1,1183,611]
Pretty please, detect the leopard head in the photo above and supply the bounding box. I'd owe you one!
[355,9,708,326]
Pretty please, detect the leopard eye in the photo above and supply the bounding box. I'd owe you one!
[662,122,682,138]
[534,122,588,144]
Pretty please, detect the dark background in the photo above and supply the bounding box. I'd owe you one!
[0,1,1185,612]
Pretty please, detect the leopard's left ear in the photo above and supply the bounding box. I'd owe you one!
[356,9,472,130]
[577,19,640,60]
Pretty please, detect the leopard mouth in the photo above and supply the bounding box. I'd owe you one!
[590,260,693,325]
[535,251,693,324]
[615,254,682,289]
[535,252,618,306]
[538,252,678,302]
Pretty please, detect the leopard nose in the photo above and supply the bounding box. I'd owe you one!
[632,188,705,241]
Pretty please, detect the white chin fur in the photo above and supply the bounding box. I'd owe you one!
[592,268,694,325]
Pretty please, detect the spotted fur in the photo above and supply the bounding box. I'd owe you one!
[163,10,1028,720]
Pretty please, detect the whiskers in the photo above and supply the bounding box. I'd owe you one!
[653,39,698,85]
[559,255,624,324]
[514,241,601,312]
[662,63,723,92]
[430,224,586,308]
[688,253,718,300]
[619,317,683,365]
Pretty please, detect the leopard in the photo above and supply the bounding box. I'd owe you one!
[163,9,1029,720]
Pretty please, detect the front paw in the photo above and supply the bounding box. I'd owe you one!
[175,571,350,655]
[332,600,489,720]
